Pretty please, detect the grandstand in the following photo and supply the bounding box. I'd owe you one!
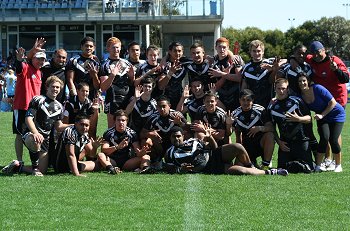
[0,0,223,59]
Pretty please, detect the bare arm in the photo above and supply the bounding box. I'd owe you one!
[314,98,337,120]
[55,120,73,132]
[125,85,142,115]
[176,84,190,113]
[66,144,84,176]
[66,70,77,96]
[25,116,44,144]
[87,62,100,90]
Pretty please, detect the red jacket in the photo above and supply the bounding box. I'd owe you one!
[306,54,348,106]
[13,62,42,110]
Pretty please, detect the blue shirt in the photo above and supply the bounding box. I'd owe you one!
[305,84,345,123]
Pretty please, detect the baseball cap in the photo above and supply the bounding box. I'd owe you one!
[34,51,46,59]
[310,41,324,53]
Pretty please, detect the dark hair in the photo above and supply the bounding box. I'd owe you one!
[168,41,183,51]
[146,45,159,56]
[127,41,140,51]
[239,89,255,100]
[77,82,89,90]
[75,114,91,123]
[170,126,184,135]
[190,43,204,50]
[189,77,204,85]
[297,72,313,87]
[114,109,128,118]
[141,77,156,88]
[156,95,170,104]
[80,36,95,46]
[293,44,307,53]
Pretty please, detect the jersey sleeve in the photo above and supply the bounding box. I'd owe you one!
[62,126,77,145]
[26,96,42,118]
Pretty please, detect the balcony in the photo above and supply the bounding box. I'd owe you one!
[0,0,223,24]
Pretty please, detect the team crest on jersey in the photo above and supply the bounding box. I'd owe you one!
[239,115,245,121]
[250,113,256,119]
[287,101,293,107]
[321,71,327,77]
[31,74,37,79]
[275,105,280,110]
[54,105,60,111]
[248,67,255,72]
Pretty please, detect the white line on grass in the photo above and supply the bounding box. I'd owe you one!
[183,174,203,230]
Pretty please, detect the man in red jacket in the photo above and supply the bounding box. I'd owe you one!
[306,41,349,107]
[12,46,46,165]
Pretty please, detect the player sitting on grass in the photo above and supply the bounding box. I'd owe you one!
[98,110,151,174]
[163,126,288,176]
[55,114,104,177]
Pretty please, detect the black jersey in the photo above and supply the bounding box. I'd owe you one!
[279,62,313,95]
[63,95,94,124]
[100,58,133,105]
[135,62,165,97]
[195,106,226,130]
[144,109,186,148]
[183,95,204,121]
[185,60,215,90]
[162,58,188,107]
[127,59,146,74]
[66,54,100,99]
[103,126,138,159]
[165,138,210,173]
[41,59,67,103]
[232,104,268,140]
[212,55,241,110]
[242,58,274,108]
[129,97,157,133]
[55,125,90,172]
[25,95,63,138]
[267,96,310,142]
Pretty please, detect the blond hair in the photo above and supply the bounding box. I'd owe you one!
[46,75,64,91]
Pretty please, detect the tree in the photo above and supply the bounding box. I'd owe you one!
[223,16,350,62]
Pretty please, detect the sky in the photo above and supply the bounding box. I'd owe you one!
[223,0,349,32]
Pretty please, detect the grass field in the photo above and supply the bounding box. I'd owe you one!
[0,111,350,230]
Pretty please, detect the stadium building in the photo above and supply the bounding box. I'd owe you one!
[0,0,224,59]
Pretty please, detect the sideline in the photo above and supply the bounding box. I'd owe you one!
[183,174,203,230]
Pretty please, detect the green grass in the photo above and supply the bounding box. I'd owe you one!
[0,111,350,230]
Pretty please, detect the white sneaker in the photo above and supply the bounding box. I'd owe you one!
[315,165,327,172]
[323,158,332,168]
[334,165,343,173]
[326,160,336,171]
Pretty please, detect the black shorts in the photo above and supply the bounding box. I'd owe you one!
[104,97,129,114]
[203,147,225,174]
[277,139,314,170]
[110,153,131,168]
[13,109,27,135]
[242,133,264,162]
[22,132,50,153]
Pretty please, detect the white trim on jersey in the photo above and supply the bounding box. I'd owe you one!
[244,69,269,80]
[270,104,298,118]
